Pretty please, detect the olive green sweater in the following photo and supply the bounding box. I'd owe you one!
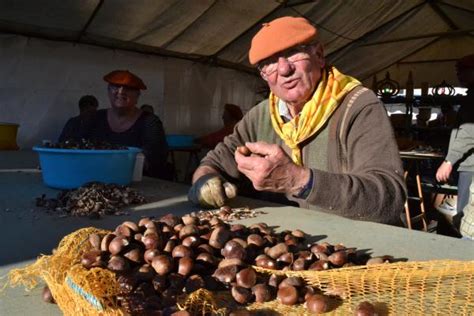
[201,87,406,225]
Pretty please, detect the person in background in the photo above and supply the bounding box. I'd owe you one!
[58,95,98,142]
[87,70,170,179]
[460,176,474,240]
[195,103,244,149]
[140,104,155,114]
[436,54,474,229]
[188,16,406,225]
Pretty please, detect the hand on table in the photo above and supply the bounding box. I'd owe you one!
[436,161,452,183]
[234,141,310,195]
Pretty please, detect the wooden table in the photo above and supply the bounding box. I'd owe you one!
[1,171,472,315]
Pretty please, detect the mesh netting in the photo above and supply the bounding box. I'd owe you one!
[6,227,123,316]
[251,261,474,315]
[4,227,474,315]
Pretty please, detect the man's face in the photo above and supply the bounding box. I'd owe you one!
[259,43,325,106]
[108,84,140,110]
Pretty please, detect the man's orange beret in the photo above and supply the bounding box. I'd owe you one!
[249,16,318,65]
[456,54,474,69]
[103,70,147,90]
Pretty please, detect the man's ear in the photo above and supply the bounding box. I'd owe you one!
[315,43,325,68]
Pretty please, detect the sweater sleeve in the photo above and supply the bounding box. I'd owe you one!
[200,105,261,179]
[302,98,407,224]
[445,123,474,166]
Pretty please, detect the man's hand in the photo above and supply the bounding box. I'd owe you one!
[188,173,237,208]
[436,161,453,183]
[234,142,310,195]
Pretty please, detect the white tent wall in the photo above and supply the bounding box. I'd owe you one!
[0,34,259,149]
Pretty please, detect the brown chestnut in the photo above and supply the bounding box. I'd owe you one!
[305,294,329,314]
[252,283,272,303]
[164,239,179,253]
[182,214,198,226]
[292,257,307,271]
[221,240,246,260]
[237,145,251,156]
[123,247,143,264]
[277,285,298,305]
[268,274,283,288]
[159,213,181,227]
[151,255,174,276]
[81,249,102,269]
[231,286,252,304]
[236,267,257,289]
[247,234,265,247]
[266,243,288,259]
[196,252,218,267]
[100,233,116,252]
[172,245,193,258]
[179,224,200,240]
[209,226,231,249]
[213,265,238,283]
[277,252,294,266]
[88,233,101,250]
[291,229,305,239]
[178,257,194,276]
[354,301,377,316]
[138,217,155,229]
[108,236,129,255]
[107,255,129,272]
[115,224,133,237]
[308,260,329,271]
[144,249,161,264]
[197,243,215,255]
[328,251,348,267]
[255,254,277,270]
[42,285,56,304]
[142,233,161,250]
[218,258,245,269]
[182,235,201,248]
[278,277,304,289]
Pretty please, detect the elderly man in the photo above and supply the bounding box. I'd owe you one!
[188,16,406,224]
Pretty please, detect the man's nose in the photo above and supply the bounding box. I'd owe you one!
[276,57,294,76]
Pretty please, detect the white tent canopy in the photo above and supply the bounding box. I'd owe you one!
[0,0,473,147]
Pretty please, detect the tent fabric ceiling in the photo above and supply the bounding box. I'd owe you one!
[0,0,473,88]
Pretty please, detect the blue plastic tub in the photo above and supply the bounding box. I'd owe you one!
[33,146,142,189]
[166,134,195,148]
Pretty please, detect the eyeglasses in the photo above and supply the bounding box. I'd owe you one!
[257,44,315,78]
[108,84,138,93]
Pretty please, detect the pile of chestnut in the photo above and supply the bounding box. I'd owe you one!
[80,211,384,315]
[36,182,146,218]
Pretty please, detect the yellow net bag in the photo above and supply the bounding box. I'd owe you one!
[250,261,474,315]
[5,226,474,315]
[7,227,123,316]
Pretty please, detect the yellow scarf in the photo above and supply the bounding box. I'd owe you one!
[269,66,361,165]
